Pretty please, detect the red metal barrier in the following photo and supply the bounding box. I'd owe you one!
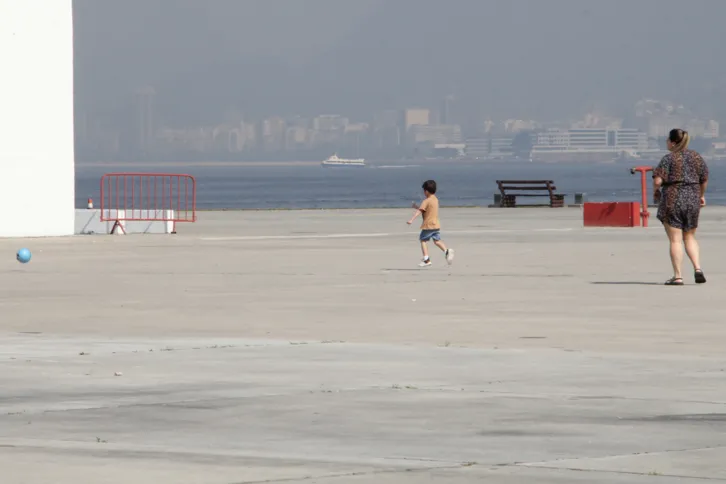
[99,173,197,234]
[583,202,641,227]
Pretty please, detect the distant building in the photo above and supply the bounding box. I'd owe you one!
[313,115,348,132]
[310,129,343,148]
[712,140,726,160]
[440,95,455,125]
[531,128,649,162]
[372,126,401,150]
[465,138,489,158]
[344,122,369,134]
[286,116,311,130]
[211,125,244,153]
[373,110,400,130]
[684,119,720,139]
[635,115,676,138]
[408,124,462,145]
[133,87,156,156]
[242,122,258,151]
[401,109,430,130]
[633,115,719,140]
[490,137,514,157]
[430,143,465,159]
[504,119,539,134]
[464,137,513,158]
[285,126,309,150]
[261,117,287,152]
[634,98,686,118]
[631,98,718,140]
[705,120,720,139]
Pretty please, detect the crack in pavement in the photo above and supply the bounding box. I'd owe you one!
[0,439,471,470]
[516,444,726,465]
[506,445,726,481]
[515,464,726,481]
[5,384,726,419]
[227,463,474,484]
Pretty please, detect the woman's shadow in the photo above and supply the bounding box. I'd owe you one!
[591,281,661,286]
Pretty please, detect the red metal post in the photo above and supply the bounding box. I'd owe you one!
[630,166,653,227]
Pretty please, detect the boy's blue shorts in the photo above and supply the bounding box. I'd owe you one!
[419,230,441,242]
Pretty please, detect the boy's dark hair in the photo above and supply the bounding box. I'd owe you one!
[422,180,437,194]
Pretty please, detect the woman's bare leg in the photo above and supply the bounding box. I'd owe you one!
[664,223,684,279]
[683,228,701,271]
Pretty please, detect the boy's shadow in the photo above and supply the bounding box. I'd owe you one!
[382,268,425,272]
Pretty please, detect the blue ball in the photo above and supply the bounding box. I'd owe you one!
[16,248,31,264]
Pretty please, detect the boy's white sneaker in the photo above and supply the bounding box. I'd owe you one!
[445,248,455,265]
[419,259,432,268]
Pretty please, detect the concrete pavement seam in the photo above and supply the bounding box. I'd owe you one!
[509,444,726,481]
[517,444,726,466]
[226,463,476,484]
[514,463,726,481]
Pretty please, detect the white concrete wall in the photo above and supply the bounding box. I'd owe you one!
[75,210,177,235]
[0,0,75,237]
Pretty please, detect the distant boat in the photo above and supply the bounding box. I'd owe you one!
[321,154,365,167]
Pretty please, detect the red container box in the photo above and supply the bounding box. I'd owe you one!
[583,202,641,227]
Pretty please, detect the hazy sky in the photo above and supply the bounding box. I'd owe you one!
[73,0,726,124]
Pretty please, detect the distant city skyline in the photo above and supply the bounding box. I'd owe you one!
[74,86,723,163]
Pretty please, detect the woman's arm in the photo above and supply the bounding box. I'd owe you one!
[652,156,669,203]
[653,176,663,203]
[697,154,708,205]
[698,155,708,197]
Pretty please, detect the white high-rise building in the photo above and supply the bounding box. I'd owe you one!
[440,95,455,125]
[133,87,156,156]
[531,128,649,162]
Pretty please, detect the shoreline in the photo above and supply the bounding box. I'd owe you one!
[76,160,323,168]
[72,204,675,212]
[74,158,688,169]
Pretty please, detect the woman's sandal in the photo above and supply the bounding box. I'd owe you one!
[695,270,707,284]
[665,277,684,286]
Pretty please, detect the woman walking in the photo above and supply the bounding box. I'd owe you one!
[653,129,709,286]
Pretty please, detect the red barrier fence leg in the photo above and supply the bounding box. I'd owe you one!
[110,220,126,235]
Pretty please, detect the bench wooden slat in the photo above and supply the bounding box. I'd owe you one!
[497,186,557,191]
[509,194,561,197]
[497,180,554,184]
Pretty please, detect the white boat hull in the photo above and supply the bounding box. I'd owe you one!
[321,162,365,167]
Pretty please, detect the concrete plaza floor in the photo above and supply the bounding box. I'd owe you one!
[1,207,726,483]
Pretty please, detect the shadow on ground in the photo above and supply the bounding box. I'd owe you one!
[591,282,661,286]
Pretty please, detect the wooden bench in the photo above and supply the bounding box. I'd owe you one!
[495,180,565,208]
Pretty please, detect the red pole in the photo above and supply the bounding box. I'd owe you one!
[630,166,653,227]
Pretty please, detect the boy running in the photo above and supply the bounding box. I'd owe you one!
[407,179,454,267]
